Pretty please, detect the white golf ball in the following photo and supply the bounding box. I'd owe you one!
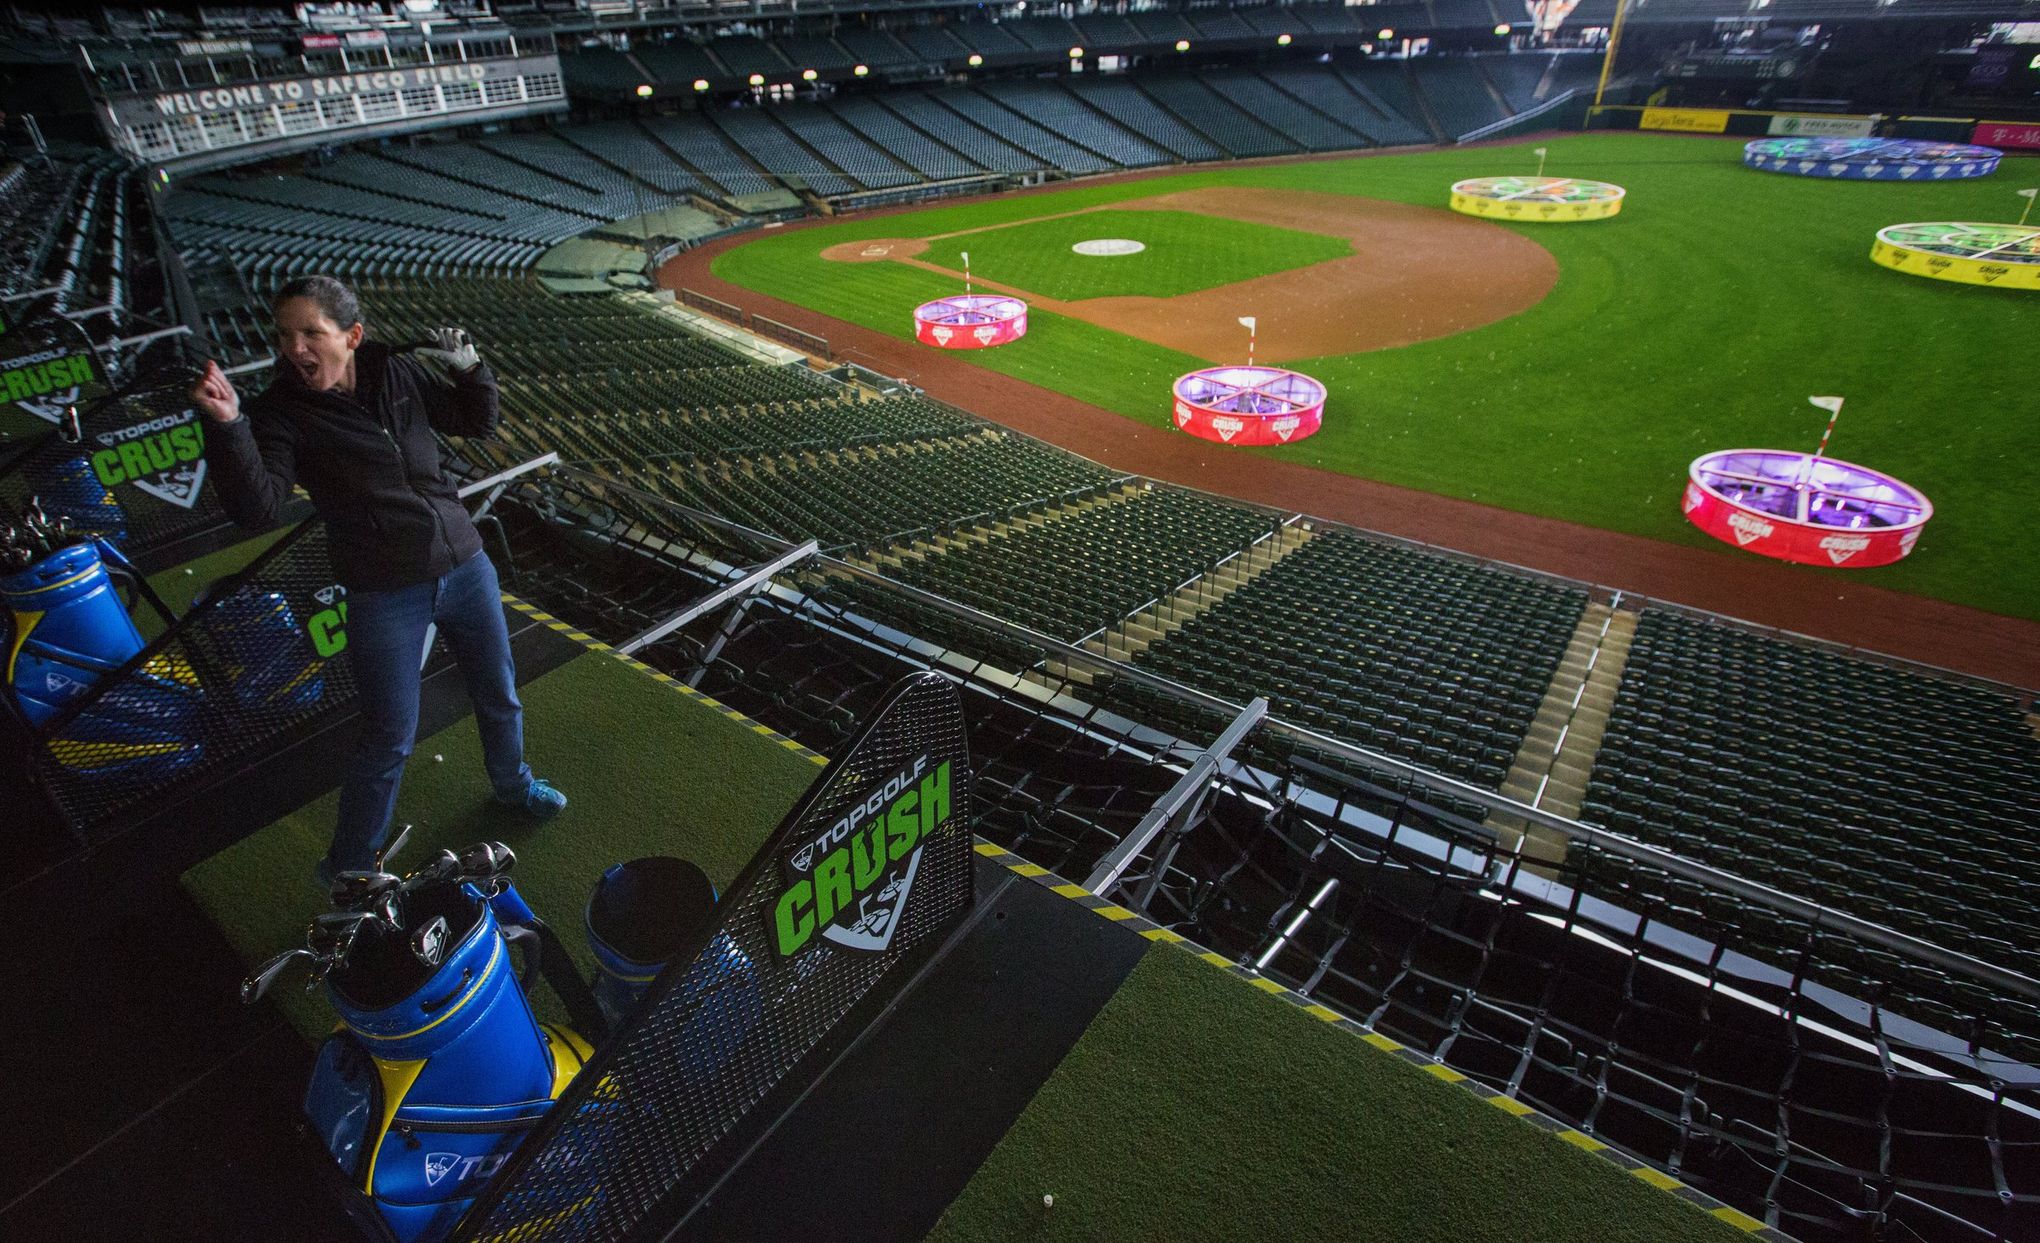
[1043,1194,1054,1208]
[433,754,444,762]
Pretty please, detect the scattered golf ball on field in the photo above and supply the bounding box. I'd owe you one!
[434,754,444,762]
[1043,1194,1054,1208]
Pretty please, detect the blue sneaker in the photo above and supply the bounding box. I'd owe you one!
[497,777,567,822]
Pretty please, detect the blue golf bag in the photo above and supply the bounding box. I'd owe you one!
[2,537,202,778]
[249,839,595,1243]
[585,856,763,1075]
[33,455,128,547]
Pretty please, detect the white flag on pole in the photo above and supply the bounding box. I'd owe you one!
[1808,396,1844,414]
[1533,147,1548,158]
[1238,316,1257,331]
[960,251,970,264]
[2018,189,2039,200]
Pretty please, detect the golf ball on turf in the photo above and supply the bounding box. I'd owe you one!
[434,754,444,762]
[1043,1195,1054,1208]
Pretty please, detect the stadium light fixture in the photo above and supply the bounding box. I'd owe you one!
[693,78,709,92]
[635,83,653,98]
[802,68,818,81]
[854,64,869,77]
[1495,23,1511,34]
[1069,46,1084,59]
[1378,28,1395,40]
[1277,33,1292,45]
[1175,39,1190,52]
[748,73,764,86]
[968,53,983,66]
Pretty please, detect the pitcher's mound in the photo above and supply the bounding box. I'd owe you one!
[1072,239,1147,256]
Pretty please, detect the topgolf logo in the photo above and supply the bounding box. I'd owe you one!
[2,344,95,424]
[773,754,953,958]
[90,408,208,508]
[1726,512,1774,546]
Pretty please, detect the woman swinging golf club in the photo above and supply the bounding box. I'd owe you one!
[190,275,565,890]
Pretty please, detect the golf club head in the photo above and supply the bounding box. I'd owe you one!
[457,841,515,884]
[241,947,315,1004]
[410,915,452,969]
[374,824,414,873]
[309,909,375,959]
[328,869,398,911]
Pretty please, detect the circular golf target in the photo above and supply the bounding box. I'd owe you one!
[913,294,1028,349]
[1742,138,2002,181]
[1683,449,1932,568]
[1870,222,2040,291]
[1171,367,1325,446]
[1448,177,1625,223]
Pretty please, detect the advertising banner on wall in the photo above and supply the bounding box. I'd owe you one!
[1641,107,1731,133]
[1973,120,2040,151]
[1768,114,1876,139]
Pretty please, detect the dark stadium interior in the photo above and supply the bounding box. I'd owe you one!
[2,1,2037,1241]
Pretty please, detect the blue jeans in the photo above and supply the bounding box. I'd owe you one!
[329,551,531,872]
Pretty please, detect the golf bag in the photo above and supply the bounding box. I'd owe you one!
[2,533,204,778]
[584,856,764,1074]
[3,536,149,725]
[246,836,597,1243]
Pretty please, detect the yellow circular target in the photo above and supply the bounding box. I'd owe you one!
[1448,177,1626,223]
[1870,222,2040,291]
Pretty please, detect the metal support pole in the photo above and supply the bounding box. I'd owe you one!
[456,451,560,508]
[687,594,757,689]
[1084,697,1268,896]
[618,540,819,656]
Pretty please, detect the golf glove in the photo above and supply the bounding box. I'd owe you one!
[416,326,481,374]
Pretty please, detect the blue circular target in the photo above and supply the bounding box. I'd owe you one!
[1743,138,2002,182]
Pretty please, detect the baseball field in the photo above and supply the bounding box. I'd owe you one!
[710,133,2039,625]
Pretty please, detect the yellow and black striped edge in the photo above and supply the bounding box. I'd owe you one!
[968,839,1794,1242]
[500,594,830,768]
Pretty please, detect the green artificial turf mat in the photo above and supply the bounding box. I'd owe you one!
[182,649,821,1042]
[716,135,2040,621]
[929,943,1744,1243]
[916,209,1351,301]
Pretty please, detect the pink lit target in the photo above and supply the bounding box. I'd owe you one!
[1683,449,1933,568]
[913,294,1028,349]
[1171,366,1326,446]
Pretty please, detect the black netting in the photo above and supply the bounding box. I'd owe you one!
[0,377,232,564]
[25,518,360,837]
[453,672,974,1242]
[477,467,2040,1243]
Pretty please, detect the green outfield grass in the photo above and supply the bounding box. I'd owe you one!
[916,208,1351,300]
[714,134,2040,623]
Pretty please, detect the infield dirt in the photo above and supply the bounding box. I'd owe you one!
[818,187,1558,362]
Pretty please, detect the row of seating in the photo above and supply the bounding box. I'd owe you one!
[879,488,1283,642]
[1580,610,2040,975]
[1134,531,1588,789]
